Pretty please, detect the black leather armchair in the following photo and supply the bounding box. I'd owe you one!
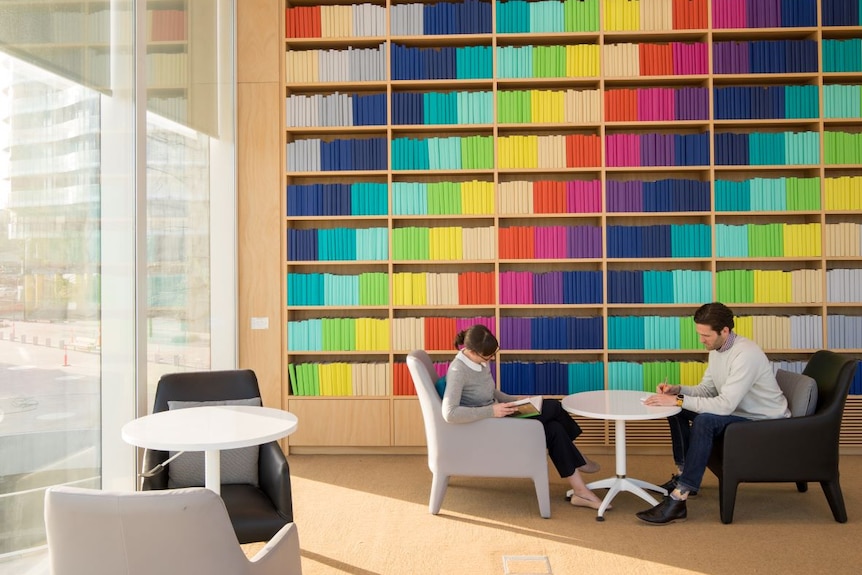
[707,350,858,524]
[141,370,293,544]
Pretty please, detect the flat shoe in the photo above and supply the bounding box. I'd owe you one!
[570,494,610,511]
[578,459,601,474]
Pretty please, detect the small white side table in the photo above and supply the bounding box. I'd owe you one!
[121,405,298,494]
[562,390,680,520]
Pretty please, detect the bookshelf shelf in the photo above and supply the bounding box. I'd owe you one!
[279,0,862,450]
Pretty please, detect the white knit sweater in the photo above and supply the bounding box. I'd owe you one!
[680,335,790,420]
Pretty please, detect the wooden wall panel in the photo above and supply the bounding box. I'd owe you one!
[236,0,280,84]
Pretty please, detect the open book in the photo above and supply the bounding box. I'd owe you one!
[508,396,542,418]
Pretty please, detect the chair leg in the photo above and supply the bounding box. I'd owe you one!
[429,473,449,515]
[718,479,739,524]
[533,477,551,519]
[820,480,848,523]
[795,481,807,493]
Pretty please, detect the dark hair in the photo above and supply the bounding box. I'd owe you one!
[693,302,735,333]
[453,324,499,355]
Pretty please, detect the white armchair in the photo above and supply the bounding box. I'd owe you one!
[44,486,302,575]
[407,350,551,518]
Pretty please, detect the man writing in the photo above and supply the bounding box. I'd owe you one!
[636,302,790,524]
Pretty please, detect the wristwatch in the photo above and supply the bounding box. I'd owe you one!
[676,394,685,407]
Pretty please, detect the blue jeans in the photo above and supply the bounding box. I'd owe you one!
[668,410,749,493]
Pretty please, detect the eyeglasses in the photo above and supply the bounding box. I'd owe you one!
[471,348,498,362]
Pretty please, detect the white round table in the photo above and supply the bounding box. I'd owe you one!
[562,389,680,520]
[121,405,298,494]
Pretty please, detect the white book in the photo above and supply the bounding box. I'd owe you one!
[509,396,542,418]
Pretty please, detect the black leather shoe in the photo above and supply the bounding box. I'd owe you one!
[636,497,687,525]
[659,474,698,496]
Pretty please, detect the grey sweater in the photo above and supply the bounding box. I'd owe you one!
[442,350,516,423]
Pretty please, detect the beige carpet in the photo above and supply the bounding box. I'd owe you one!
[244,453,862,574]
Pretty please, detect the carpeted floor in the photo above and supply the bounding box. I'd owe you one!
[244,453,862,575]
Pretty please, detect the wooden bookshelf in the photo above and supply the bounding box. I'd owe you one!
[268,0,862,452]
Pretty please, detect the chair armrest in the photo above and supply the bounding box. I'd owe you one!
[722,414,838,475]
[435,417,548,478]
[258,441,293,522]
[247,522,302,574]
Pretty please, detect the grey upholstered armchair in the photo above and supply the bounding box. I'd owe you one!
[141,369,293,543]
[44,486,301,575]
[707,350,858,523]
[407,350,551,518]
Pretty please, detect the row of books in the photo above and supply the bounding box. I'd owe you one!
[823,39,862,73]
[715,177,821,212]
[601,0,707,32]
[826,177,862,211]
[394,317,496,350]
[605,87,708,122]
[287,317,392,351]
[286,314,857,353]
[499,270,602,305]
[283,84,862,129]
[824,132,862,165]
[286,183,388,217]
[285,41,853,84]
[391,135,494,170]
[499,317,604,350]
[392,271,496,305]
[287,137,387,172]
[823,0,862,26]
[285,4,385,38]
[497,45,600,78]
[824,224,862,258]
[607,270,713,304]
[496,0,600,34]
[290,360,862,398]
[393,180,496,216]
[288,362,389,396]
[713,85,819,120]
[391,0,492,36]
[286,93,386,128]
[499,226,602,259]
[501,361,605,396]
[287,228,389,261]
[145,54,188,87]
[828,316,862,349]
[497,89,601,124]
[391,44,493,80]
[287,272,390,306]
[606,133,710,167]
[713,40,818,74]
[285,176,835,217]
[148,10,187,42]
[607,225,711,258]
[715,223,822,258]
[498,180,602,215]
[716,269,822,304]
[712,0,816,28]
[603,42,708,76]
[497,134,601,169]
[714,131,819,166]
[391,226,496,260]
[608,314,824,351]
[392,91,493,125]
[824,85,862,119]
[284,45,385,83]
[826,269,862,303]
[606,179,709,213]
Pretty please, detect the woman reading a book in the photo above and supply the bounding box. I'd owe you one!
[442,324,604,510]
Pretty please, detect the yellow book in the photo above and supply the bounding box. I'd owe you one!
[413,272,427,305]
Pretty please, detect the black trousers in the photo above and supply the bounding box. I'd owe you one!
[535,398,585,478]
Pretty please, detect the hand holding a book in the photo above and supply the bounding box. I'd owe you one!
[493,402,522,418]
